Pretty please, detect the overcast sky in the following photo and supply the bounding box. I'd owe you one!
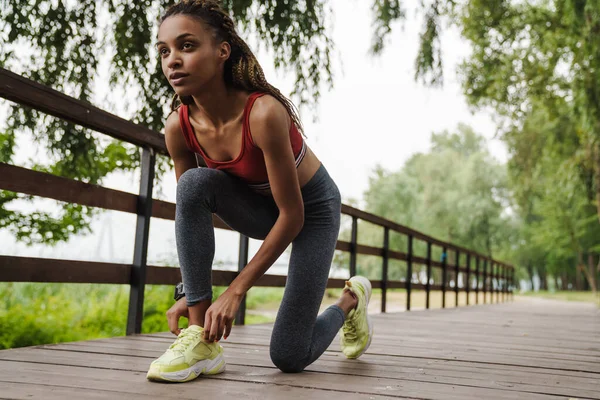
[1,0,507,270]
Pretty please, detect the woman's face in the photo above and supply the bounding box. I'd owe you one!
[157,15,229,97]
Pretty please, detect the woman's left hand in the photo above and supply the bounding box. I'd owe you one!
[204,289,243,342]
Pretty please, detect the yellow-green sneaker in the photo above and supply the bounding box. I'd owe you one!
[340,276,373,359]
[146,325,226,383]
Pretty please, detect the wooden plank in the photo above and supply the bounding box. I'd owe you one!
[0,358,577,400]
[0,256,131,284]
[0,256,353,288]
[0,67,167,153]
[0,163,231,229]
[34,339,600,383]
[57,335,600,377]
[3,345,598,399]
[0,163,138,214]
[0,382,184,400]
[139,329,598,362]
[0,362,395,400]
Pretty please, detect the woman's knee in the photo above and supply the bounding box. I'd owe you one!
[176,168,220,210]
[269,349,308,373]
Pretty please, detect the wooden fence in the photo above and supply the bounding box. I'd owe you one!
[0,67,514,334]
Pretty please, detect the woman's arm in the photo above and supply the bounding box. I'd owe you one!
[163,111,198,336]
[229,96,305,295]
[204,96,305,342]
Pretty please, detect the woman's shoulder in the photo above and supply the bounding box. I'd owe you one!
[248,93,289,125]
[247,93,292,149]
[165,108,183,137]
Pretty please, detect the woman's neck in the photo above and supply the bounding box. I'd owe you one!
[190,85,247,128]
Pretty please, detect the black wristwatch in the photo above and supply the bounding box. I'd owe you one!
[174,282,185,301]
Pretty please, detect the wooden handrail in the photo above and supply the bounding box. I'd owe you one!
[0,68,167,153]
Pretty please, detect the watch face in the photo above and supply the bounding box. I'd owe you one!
[174,283,184,300]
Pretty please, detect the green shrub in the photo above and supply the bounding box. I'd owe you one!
[0,283,287,349]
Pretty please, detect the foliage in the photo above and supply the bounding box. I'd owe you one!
[348,124,515,283]
[0,282,274,349]
[368,0,600,290]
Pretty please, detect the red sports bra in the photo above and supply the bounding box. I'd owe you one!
[178,92,306,191]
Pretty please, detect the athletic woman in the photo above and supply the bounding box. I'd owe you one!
[147,0,373,382]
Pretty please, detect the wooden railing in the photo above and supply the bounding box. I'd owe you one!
[0,67,514,334]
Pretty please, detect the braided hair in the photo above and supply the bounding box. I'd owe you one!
[160,0,304,135]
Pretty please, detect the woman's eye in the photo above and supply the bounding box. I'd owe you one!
[159,48,168,56]
[183,42,193,49]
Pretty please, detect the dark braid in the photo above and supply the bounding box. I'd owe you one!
[161,0,304,135]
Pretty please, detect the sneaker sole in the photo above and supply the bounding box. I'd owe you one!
[346,276,374,359]
[146,352,226,383]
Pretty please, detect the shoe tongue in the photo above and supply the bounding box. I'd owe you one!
[186,325,204,334]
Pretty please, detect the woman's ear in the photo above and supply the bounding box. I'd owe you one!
[218,41,231,63]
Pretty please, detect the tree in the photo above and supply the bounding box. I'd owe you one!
[506,102,600,292]
[353,125,515,283]
[374,0,600,290]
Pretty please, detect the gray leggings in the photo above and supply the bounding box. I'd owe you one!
[175,164,345,373]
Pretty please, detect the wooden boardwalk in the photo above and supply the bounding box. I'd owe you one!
[1,297,598,399]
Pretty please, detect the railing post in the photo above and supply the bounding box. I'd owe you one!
[466,253,471,306]
[490,261,494,303]
[483,259,487,304]
[496,263,500,303]
[502,265,508,302]
[505,265,509,302]
[235,234,249,325]
[455,250,460,307]
[508,267,511,301]
[381,227,389,313]
[350,216,358,277]
[490,261,493,303]
[511,267,514,301]
[426,242,432,309]
[500,264,503,302]
[406,235,413,311]
[513,267,515,300]
[441,247,447,308]
[475,257,480,305]
[126,147,155,335]
[493,262,497,303]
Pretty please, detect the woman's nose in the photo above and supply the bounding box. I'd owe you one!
[167,54,181,69]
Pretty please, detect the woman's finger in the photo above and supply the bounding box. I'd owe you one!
[223,319,233,340]
[204,313,212,341]
[216,320,225,342]
[208,315,221,342]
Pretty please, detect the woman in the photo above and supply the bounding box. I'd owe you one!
[147,0,373,383]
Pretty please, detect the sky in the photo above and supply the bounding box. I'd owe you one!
[0,0,507,272]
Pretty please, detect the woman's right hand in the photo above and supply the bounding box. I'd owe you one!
[166,297,189,335]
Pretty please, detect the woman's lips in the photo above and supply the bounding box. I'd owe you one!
[171,76,187,85]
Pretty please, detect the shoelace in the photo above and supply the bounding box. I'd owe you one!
[168,328,201,354]
[343,320,358,342]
